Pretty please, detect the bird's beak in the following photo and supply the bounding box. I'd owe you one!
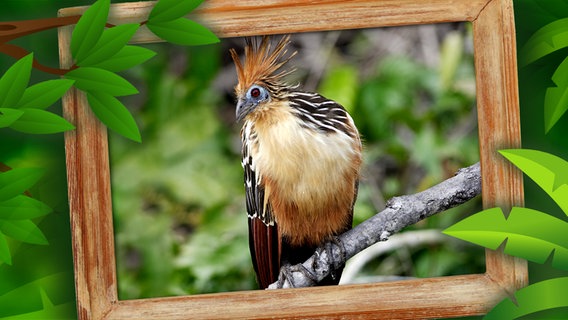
[236,98,254,123]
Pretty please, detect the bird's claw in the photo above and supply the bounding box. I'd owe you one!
[276,263,318,288]
[325,236,346,281]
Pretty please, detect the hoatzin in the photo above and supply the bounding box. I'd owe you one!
[230,35,362,289]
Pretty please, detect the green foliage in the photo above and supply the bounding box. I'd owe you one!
[66,67,139,96]
[518,17,568,68]
[1,220,48,246]
[70,0,110,63]
[545,56,568,133]
[146,18,219,46]
[0,168,44,202]
[444,207,568,270]
[0,54,75,134]
[16,79,75,110]
[445,149,568,319]
[350,46,477,189]
[146,0,218,46]
[62,0,218,142]
[76,23,140,67]
[485,277,568,319]
[148,0,204,23]
[519,17,568,133]
[500,149,568,214]
[0,196,52,220]
[9,109,75,134]
[88,46,157,72]
[0,54,33,109]
[87,92,142,142]
[0,109,24,128]
[0,168,51,265]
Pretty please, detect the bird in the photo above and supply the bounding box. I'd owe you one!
[230,35,362,289]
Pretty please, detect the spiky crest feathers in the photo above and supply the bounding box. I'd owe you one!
[230,35,297,97]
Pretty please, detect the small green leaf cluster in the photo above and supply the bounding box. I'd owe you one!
[65,0,152,142]
[444,149,568,318]
[147,0,219,46]
[62,0,219,143]
[0,54,75,134]
[0,168,51,265]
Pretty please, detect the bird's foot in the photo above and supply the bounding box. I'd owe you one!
[276,263,317,289]
[324,236,346,281]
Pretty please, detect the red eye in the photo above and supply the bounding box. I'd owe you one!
[250,87,261,98]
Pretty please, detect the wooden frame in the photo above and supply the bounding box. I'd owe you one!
[58,0,527,319]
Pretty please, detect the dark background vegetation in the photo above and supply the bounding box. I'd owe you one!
[0,0,566,318]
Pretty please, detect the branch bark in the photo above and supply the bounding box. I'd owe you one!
[268,162,481,289]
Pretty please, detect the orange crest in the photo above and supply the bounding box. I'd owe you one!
[230,35,296,95]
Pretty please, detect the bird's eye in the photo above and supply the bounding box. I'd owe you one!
[247,85,267,102]
[251,87,261,98]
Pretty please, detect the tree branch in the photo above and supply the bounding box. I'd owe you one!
[268,162,481,289]
[0,43,72,75]
[0,15,117,75]
[0,16,80,43]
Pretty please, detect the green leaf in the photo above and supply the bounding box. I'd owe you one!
[87,92,141,142]
[0,108,24,128]
[147,18,219,46]
[500,149,568,215]
[9,108,75,134]
[0,220,48,245]
[0,195,52,220]
[0,168,44,202]
[485,277,568,319]
[0,54,33,108]
[544,56,568,133]
[88,45,156,72]
[519,17,568,67]
[65,67,138,96]
[71,0,110,63]
[443,207,568,271]
[16,79,75,110]
[0,234,10,265]
[77,23,140,67]
[149,0,204,23]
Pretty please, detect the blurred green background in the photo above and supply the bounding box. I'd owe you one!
[0,0,566,319]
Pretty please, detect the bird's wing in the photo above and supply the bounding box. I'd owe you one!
[243,139,281,289]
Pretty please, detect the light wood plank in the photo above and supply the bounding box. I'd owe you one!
[109,275,504,320]
[59,25,118,320]
[58,0,490,41]
[472,0,528,292]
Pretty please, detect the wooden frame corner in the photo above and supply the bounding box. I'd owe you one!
[59,0,527,319]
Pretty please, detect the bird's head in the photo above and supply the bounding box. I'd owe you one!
[230,36,296,122]
[234,84,271,122]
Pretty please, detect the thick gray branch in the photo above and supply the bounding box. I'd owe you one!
[267,162,481,289]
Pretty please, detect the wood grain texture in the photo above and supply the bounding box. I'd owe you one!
[472,0,528,292]
[109,275,504,320]
[58,0,527,319]
[59,25,118,320]
[58,0,490,40]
